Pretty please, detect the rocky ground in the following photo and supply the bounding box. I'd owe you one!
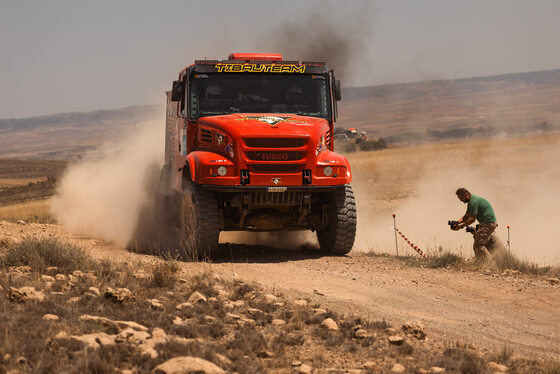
[1,220,559,373]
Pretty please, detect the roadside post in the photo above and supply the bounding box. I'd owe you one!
[507,225,511,252]
[392,214,399,257]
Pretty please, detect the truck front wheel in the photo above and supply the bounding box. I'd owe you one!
[180,181,220,260]
[317,185,357,255]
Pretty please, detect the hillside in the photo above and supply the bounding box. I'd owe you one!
[1,69,560,159]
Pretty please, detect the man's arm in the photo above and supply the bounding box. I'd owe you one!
[457,214,476,228]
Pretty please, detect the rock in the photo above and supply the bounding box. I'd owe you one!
[115,328,150,346]
[2,353,11,362]
[247,307,264,317]
[548,277,560,285]
[55,274,67,282]
[213,353,232,367]
[208,297,218,302]
[402,320,427,340]
[386,327,398,334]
[16,356,27,364]
[271,319,286,326]
[44,282,53,291]
[291,360,302,366]
[488,362,507,372]
[45,266,60,274]
[264,294,277,304]
[104,287,135,303]
[42,314,59,321]
[354,329,368,339]
[176,302,194,310]
[298,364,312,374]
[151,328,168,345]
[152,356,225,374]
[362,361,379,370]
[294,299,308,307]
[72,332,116,349]
[173,316,186,326]
[188,291,207,304]
[41,275,55,282]
[16,220,26,225]
[313,308,328,317]
[430,367,446,373]
[147,298,164,310]
[244,290,256,300]
[321,318,339,331]
[88,287,101,296]
[391,363,406,373]
[9,287,45,302]
[257,350,274,358]
[79,315,148,332]
[388,335,405,345]
[204,316,217,324]
[226,312,241,320]
[67,296,81,304]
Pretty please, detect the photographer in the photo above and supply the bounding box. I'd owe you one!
[451,188,498,258]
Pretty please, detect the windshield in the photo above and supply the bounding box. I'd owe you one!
[190,73,330,119]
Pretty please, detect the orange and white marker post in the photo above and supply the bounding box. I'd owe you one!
[392,213,399,257]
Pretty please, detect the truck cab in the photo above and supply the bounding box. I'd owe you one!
[163,53,356,257]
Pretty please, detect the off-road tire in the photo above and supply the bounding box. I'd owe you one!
[180,181,220,260]
[317,185,357,255]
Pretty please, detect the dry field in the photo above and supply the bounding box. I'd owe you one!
[0,135,559,373]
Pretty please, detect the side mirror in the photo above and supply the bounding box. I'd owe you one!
[171,80,183,102]
[334,79,342,101]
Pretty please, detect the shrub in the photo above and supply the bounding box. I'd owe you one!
[149,258,179,288]
[1,237,95,273]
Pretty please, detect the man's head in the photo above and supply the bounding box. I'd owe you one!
[204,85,221,99]
[456,188,471,203]
[286,86,303,104]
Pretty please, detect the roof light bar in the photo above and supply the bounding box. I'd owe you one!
[228,53,283,61]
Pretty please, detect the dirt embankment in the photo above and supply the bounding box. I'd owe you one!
[2,220,559,362]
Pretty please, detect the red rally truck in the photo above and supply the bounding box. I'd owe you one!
[162,53,356,257]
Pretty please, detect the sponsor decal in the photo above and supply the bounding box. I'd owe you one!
[215,63,306,73]
[271,178,281,185]
[267,186,287,192]
[237,115,306,127]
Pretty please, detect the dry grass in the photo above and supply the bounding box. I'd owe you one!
[149,258,179,288]
[1,237,95,273]
[0,199,55,223]
[0,237,559,373]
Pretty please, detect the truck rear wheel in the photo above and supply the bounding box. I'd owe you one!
[317,185,357,255]
[180,181,220,260]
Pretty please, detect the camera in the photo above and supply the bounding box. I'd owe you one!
[466,226,476,233]
[448,220,459,227]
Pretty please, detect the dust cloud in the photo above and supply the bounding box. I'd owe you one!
[256,1,374,84]
[50,118,164,247]
[351,136,560,265]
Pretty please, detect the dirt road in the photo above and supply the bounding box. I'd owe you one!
[2,221,559,360]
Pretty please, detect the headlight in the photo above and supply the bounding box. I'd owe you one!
[323,166,333,176]
[217,166,227,176]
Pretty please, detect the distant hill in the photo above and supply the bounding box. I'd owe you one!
[339,69,560,142]
[1,69,560,159]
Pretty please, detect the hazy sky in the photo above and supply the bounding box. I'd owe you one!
[1,0,560,118]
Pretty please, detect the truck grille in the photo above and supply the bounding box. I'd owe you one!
[250,164,301,173]
[244,138,306,148]
[246,151,305,161]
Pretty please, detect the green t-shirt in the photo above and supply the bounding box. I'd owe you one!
[466,195,497,224]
